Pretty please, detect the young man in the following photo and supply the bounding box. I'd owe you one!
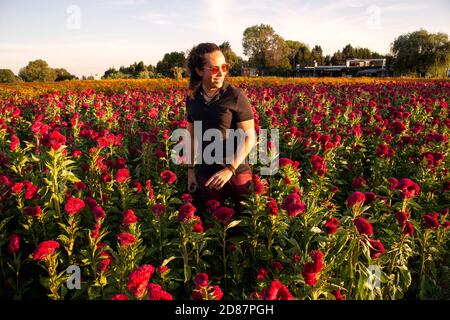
[185,42,256,210]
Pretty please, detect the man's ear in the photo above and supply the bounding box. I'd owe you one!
[195,67,203,77]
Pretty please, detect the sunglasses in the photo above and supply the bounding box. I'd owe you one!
[204,64,229,74]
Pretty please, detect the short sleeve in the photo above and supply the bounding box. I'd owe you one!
[185,96,194,123]
[234,90,254,122]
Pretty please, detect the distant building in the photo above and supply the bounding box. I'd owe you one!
[295,58,389,77]
[241,67,258,77]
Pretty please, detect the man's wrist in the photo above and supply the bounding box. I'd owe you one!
[225,164,236,175]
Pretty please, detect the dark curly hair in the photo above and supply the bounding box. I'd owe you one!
[186,42,221,98]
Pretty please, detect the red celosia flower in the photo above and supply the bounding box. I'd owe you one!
[152,204,166,217]
[10,135,20,151]
[388,178,398,190]
[11,182,24,195]
[192,216,204,233]
[324,217,340,235]
[309,154,326,176]
[160,170,177,185]
[8,234,20,255]
[46,130,67,150]
[263,279,294,300]
[281,193,306,216]
[279,157,293,168]
[122,209,138,226]
[193,273,209,287]
[397,178,420,199]
[396,211,409,226]
[33,240,60,261]
[302,250,324,286]
[353,217,374,236]
[24,181,38,200]
[92,206,106,221]
[112,294,129,300]
[423,213,440,229]
[178,203,196,222]
[213,206,235,225]
[117,232,136,248]
[364,192,377,205]
[252,174,266,195]
[352,176,366,189]
[369,239,385,259]
[403,221,415,236]
[205,199,221,212]
[376,143,395,158]
[127,264,155,299]
[116,168,130,183]
[148,283,173,300]
[346,192,366,208]
[332,290,344,300]
[65,197,85,215]
[267,197,279,216]
[181,193,192,203]
[209,285,223,300]
[256,268,269,281]
[23,205,42,218]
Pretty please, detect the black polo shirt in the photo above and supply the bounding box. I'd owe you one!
[186,81,254,176]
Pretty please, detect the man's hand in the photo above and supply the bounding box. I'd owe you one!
[204,168,233,190]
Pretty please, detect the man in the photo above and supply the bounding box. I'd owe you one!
[185,42,256,210]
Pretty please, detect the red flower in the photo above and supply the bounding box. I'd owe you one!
[376,143,395,158]
[346,191,366,208]
[263,279,294,300]
[193,273,209,287]
[369,239,385,259]
[364,192,377,205]
[117,232,136,248]
[205,199,221,212]
[24,181,38,200]
[10,135,20,151]
[46,130,66,150]
[324,217,340,235]
[148,283,173,300]
[257,268,269,281]
[423,213,439,229]
[181,193,192,203]
[332,290,344,300]
[213,206,235,225]
[152,204,166,217]
[281,193,306,216]
[92,206,106,222]
[116,168,130,183]
[209,285,224,300]
[178,203,196,222]
[396,211,409,226]
[353,217,374,236]
[267,197,279,216]
[112,294,129,300]
[252,174,266,195]
[122,209,138,226]
[388,178,398,190]
[65,197,85,216]
[11,182,24,195]
[403,221,415,236]
[33,240,60,261]
[160,170,177,185]
[8,234,20,255]
[309,154,326,176]
[352,176,366,189]
[397,178,420,199]
[279,157,293,168]
[192,216,204,233]
[127,264,155,299]
[23,205,42,218]
[302,250,324,286]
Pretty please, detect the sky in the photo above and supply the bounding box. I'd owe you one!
[1,0,449,78]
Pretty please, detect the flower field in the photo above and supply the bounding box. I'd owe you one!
[0,78,449,300]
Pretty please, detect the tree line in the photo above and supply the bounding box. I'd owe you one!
[1,25,449,83]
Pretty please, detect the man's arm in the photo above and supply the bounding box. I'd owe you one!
[230,119,257,170]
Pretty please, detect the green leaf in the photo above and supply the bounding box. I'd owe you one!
[226,220,241,230]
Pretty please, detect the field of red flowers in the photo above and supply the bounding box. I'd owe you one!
[0,79,448,300]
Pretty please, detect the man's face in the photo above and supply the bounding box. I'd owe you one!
[197,51,227,89]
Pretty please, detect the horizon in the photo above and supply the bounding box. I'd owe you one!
[1,0,449,78]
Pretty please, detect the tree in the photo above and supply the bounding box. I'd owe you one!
[156,52,186,78]
[219,41,244,76]
[286,40,313,69]
[242,24,290,75]
[0,69,21,83]
[391,29,450,77]
[54,68,77,81]
[331,51,345,65]
[311,45,324,65]
[18,59,57,82]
